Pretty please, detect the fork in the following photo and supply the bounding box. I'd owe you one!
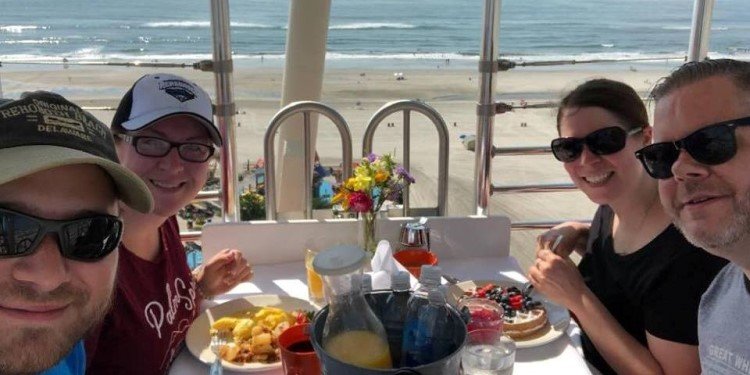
[209,330,228,375]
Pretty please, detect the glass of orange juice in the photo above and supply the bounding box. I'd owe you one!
[305,249,324,304]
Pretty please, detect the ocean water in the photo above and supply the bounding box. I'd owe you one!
[0,0,748,68]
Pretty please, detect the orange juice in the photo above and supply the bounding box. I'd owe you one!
[305,249,324,302]
[324,330,393,369]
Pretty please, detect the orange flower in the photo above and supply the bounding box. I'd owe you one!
[374,170,389,183]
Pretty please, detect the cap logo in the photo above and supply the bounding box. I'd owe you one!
[0,93,117,161]
[158,79,197,103]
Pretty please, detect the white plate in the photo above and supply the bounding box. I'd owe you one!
[447,278,571,349]
[185,294,318,373]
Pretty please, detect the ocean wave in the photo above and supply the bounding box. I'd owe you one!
[2,50,748,65]
[0,25,48,33]
[662,25,729,31]
[1,39,61,45]
[330,23,416,30]
[142,21,273,29]
[600,43,614,48]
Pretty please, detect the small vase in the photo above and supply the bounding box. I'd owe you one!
[359,211,377,257]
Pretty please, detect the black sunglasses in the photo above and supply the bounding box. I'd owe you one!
[635,116,750,179]
[551,126,643,162]
[0,208,123,262]
[119,135,215,163]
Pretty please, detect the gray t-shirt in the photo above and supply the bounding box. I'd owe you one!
[699,263,750,374]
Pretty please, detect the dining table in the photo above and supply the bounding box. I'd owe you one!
[169,215,597,374]
[169,254,594,374]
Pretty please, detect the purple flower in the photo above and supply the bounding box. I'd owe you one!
[367,153,378,163]
[386,183,404,201]
[395,165,415,184]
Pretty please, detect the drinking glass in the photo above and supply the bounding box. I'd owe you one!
[305,249,324,304]
[461,329,515,375]
[458,297,504,332]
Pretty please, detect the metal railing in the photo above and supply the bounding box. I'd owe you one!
[472,0,715,230]
[362,100,450,217]
[263,101,353,220]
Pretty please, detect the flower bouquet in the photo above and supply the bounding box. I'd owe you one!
[332,153,416,255]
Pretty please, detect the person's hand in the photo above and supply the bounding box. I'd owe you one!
[536,221,589,258]
[527,249,588,310]
[194,249,253,298]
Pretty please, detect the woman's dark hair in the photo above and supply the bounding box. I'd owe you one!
[556,78,648,134]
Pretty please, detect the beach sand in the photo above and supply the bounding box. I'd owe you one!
[0,63,672,269]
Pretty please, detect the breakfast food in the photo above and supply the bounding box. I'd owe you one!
[210,307,312,364]
[467,284,548,339]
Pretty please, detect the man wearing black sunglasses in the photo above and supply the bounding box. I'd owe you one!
[646,59,750,374]
[0,92,152,375]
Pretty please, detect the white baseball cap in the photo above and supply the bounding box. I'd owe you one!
[111,73,222,146]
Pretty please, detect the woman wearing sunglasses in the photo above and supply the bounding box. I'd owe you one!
[527,79,727,375]
[85,74,253,375]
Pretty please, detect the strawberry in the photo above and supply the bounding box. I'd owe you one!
[474,284,496,298]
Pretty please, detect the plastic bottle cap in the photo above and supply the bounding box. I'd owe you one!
[391,271,411,291]
[362,273,373,292]
[419,265,442,286]
[312,245,366,276]
[427,289,446,304]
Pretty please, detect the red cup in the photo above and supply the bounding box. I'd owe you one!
[278,323,321,375]
[393,249,438,278]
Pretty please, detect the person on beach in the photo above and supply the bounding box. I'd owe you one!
[0,91,152,375]
[85,73,253,375]
[638,59,750,374]
[528,78,727,375]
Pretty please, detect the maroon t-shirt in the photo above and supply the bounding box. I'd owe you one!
[86,216,202,375]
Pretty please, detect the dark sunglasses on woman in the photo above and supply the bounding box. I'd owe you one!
[635,116,750,179]
[118,135,215,163]
[0,208,123,262]
[551,126,643,162]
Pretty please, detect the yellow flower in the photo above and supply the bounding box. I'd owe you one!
[344,177,357,191]
[374,170,389,183]
[354,164,372,179]
[332,191,350,210]
[352,175,373,191]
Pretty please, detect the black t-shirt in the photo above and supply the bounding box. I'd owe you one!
[578,205,728,375]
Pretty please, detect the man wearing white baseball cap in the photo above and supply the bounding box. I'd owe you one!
[86,74,251,375]
[0,91,152,375]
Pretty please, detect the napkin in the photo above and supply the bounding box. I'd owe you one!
[369,240,418,289]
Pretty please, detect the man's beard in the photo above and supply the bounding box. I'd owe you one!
[675,185,750,257]
[0,281,113,374]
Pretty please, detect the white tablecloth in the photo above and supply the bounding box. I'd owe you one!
[169,256,592,375]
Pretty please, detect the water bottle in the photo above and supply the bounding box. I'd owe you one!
[400,265,442,366]
[361,273,381,317]
[381,271,411,365]
[418,290,457,363]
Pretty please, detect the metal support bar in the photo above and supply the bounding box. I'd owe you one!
[264,101,353,220]
[195,190,220,201]
[179,231,203,242]
[688,0,716,62]
[362,100,450,216]
[209,0,239,222]
[511,219,591,230]
[492,183,577,194]
[492,145,551,156]
[474,0,501,216]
